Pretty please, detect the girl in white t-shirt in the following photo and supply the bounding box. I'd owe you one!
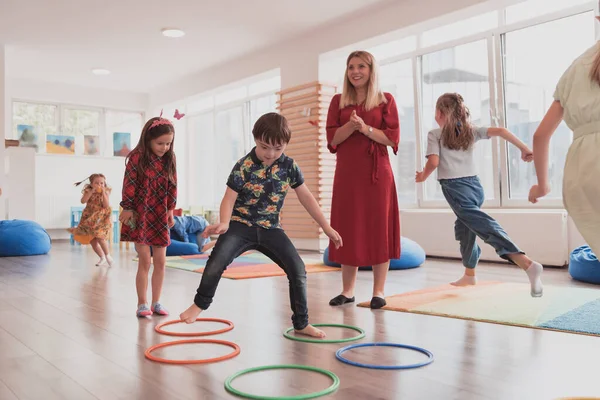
[416,93,543,297]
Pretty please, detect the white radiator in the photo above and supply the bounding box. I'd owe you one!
[401,209,570,267]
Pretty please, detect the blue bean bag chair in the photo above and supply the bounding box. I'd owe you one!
[165,216,211,256]
[0,220,51,257]
[166,231,208,256]
[569,245,600,285]
[323,236,425,270]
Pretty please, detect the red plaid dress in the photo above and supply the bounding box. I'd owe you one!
[120,150,177,247]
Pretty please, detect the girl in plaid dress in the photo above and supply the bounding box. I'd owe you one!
[119,115,178,317]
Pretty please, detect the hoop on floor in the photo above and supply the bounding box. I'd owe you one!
[145,338,240,364]
[224,364,340,400]
[335,342,434,370]
[283,323,365,344]
[155,318,234,337]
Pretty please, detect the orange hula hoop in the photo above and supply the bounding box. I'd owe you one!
[145,339,240,365]
[154,318,234,337]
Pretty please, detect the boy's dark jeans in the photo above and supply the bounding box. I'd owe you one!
[194,221,309,330]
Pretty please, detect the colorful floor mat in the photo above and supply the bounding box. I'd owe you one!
[358,281,600,336]
[152,251,338,280]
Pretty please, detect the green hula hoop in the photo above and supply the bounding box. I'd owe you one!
[283,323,365,343]
[224,364,340,400]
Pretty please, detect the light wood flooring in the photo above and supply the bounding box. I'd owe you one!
[0,242,599,400]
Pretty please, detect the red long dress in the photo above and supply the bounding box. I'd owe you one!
[120,150,177,247]
[326,92,400,266]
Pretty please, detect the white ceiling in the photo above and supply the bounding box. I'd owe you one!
[0,0,389,93]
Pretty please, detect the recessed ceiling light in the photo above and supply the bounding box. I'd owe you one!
[91,68,110,75]
[162,28,185,38]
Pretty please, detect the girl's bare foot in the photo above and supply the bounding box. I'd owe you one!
[295,324,326,338]
[179,304,202,323]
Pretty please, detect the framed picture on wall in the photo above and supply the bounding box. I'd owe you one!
[17,124,39,151]
[84,135,100,155]
[113,132,131,157]
[46,135,75,155]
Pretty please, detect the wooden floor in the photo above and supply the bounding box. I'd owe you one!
[0,242,599,400]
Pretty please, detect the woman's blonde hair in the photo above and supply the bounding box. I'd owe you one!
[436,93,474,151]
[339,50,387,111]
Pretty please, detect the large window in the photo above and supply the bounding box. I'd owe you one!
[505,0,591,24]
[319,0,596,209]
[249,94,278,144]
[215,106,246,200]
[420,39,494,202]
[12,102,58,151]
[421,11,498,47]
[12,101,143,157]
[189,113,216,207]
[502,12,595,201]
[186,88,279,210]
[380,59,417,205]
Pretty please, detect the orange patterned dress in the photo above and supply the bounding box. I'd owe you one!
[68,189,112,244]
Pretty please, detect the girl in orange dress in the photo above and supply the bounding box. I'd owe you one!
[68,173,113,266]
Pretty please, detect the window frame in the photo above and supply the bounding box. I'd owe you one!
[182,85,280,210]
[379,56,420,209]
[12,99,144,158]
[412,33,502,208]
[493,4,596,209]
[356,0,597,210]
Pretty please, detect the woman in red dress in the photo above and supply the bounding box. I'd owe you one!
[326,50,400,309]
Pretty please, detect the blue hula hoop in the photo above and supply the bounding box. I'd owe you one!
[335,342,434,370]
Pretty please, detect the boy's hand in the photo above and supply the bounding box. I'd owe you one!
[324,226,343,249]
[521,147,533,162]
[202,223,229,238]
[415,171,426,183]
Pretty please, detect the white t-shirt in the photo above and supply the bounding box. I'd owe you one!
[425,126,490,180]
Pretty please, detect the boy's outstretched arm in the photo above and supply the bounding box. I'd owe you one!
[415,155,439,183]
[294,184,343,249]
[202,188,238,237]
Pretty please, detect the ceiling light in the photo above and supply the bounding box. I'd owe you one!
[91,68,110,75]
[162,28,185,38]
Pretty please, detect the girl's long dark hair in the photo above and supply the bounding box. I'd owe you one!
[127,117,176,184]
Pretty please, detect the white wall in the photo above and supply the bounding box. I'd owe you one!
[9,78,148,111]
[5,147,35,221]
[37,155,126,232]
[150,0,489,104]
[6,79,148,238]
[145,0,596,259]
[0,46,7,219]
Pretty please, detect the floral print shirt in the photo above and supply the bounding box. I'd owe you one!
[226,148,304,229]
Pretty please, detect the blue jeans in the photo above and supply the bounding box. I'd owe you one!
[194,222,309,330]
[440,176,523,269]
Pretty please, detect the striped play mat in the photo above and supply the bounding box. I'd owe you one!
[358,281,600,336]
[151,251,338,280]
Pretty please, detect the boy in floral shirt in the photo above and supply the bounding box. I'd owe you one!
[180,113,342,338]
